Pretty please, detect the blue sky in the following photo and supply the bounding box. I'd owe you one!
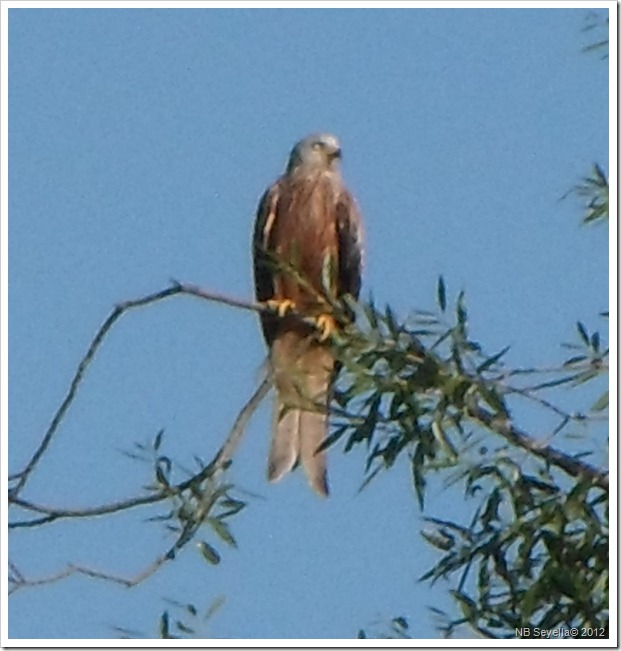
[7,6,609,640]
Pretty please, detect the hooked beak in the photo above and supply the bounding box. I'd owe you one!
[329,147,342,162]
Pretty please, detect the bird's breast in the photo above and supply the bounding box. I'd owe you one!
[272,173,341,306]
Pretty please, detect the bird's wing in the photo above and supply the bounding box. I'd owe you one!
[336,190,364,302]
[252,180,281,345]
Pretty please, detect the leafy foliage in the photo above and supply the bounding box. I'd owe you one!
[330,280,608,637]
[582,12,609,58]
[565,164,609,226]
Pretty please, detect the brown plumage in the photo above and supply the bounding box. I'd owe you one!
[252,133,363,497]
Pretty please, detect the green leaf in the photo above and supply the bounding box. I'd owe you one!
[422,528,455,551]
[357,465,382,493]
[431,420,458,460]
[437,275,447,312]
[481,488,501,527]
[159,611,170,639]
[591,390,609,412]
[412,443,427,510]
[384,304,398,335]
[317,425,347,453]
[576,321,589,345]
[571,368,599,386]
[477,383,508,417]
[563,354,587,367]
[218,498,246,520]
[155,456,172,487]
[476,346,510,373]
[176,621,195,635]
[198,541,221,565]
[451,590,477,622]
[591,331,600,352]
[208,517,237,548]
[456,291,467,328]
[393,616,409,631]
[204,595,226,622]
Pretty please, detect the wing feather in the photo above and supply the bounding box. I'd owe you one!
[252,182,281,345]
[335,191,363,302]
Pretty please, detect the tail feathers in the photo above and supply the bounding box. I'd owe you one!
[267,408,300,483]
[267,405,329,497]
[299,410,329,497]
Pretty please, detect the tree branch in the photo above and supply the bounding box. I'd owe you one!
[9,377,271,529]
[468,404,608,491]
[9,377,271,590]
[8,281,271,497]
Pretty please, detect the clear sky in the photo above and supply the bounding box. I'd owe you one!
[7,5,609,640]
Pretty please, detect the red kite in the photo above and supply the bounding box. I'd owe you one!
[253,133,363,496]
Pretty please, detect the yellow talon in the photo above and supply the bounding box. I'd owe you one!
[266,298,296,317]
[315,314,337,341]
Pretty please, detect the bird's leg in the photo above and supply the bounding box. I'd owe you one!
[314,313,337,341]
[265,298,296,317]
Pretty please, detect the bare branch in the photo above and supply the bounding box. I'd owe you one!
[8,282,274,497]
[9,378,271,529]
[9,492,166,529]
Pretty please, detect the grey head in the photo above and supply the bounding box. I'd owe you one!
[286,132,342,174]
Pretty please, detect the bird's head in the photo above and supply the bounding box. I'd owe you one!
[286,133,342,174]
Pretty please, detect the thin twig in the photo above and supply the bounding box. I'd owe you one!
[468,405,608,491]
[9,377,271,591]
[9,492,166,529]
[8,282,275,497]
[9,378,271,530]
[505,383,584,422]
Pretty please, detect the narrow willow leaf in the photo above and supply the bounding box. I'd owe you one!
[571,368,599,386]
[476,346,510,373]
[481,488,501,527]
[591,331,600,352]
[591,390,609,412]
[219,498,246,519]
[412,443,427,509]
[357,465,382,493]
[198,541,221,565]
[317,425,347,452]
[204,595,226,622]
[576,321,589,345]
[422,528,455,551]
[153,429,165,451]
[431,420,458,459]
[451,590,477,622]
[456,291,467,328]
[208,518,237,548]
[563,354,587,367]
[393,617,409,631]
[437,275,447,312]
[385,304,398,335]
[176,621,195,635]
[159,611,170,639]
[477,383,508,417]
[155,456,172,487]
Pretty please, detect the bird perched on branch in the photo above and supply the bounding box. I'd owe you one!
[252,133,363,496]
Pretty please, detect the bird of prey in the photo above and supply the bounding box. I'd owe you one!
[252,133,363,497]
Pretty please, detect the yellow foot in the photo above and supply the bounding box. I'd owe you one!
[265,298,296,317]
[315,314,337,341]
